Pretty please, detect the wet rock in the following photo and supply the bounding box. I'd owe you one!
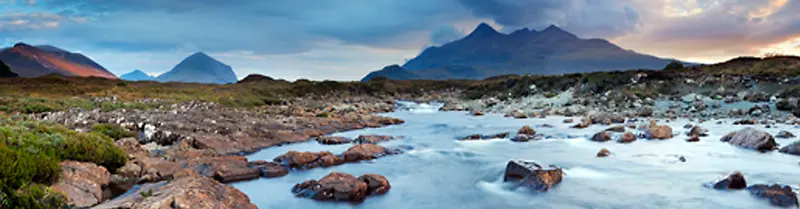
[779,140,800,156]
[747,184,799,208]
[342,144,397,162]
[618,132,637,143]
[733,119,756,125]
[688,126,708,137]
[646,123,673,140]
[563,118,574,123]
[93,170,257,209]
[357,174,391,195]
[518,125,536,135]
[50,161,111,208]
[588,112,625,125]
[571,118,592,129]
[605,125,625,132]
[461,134,483,140]
[510,111,528,119]
[182,156,260,183]
[292,172,390,202]
[503,160,563,192]
[460,132,509,140]
[510,134,544,142]
[274,150,344,169]
[591,131,612,142]
[777,131,796,139]
[354,135,395,144]
[248,160,288,178]
[316,136,352,145]
[721,128,778,151]
[597,148,611,157]
[712,171,747,190]
[687,134,701,142]
[471,111,484,116]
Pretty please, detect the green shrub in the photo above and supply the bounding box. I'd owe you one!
[663,61,684,71]
[2,184,66,209]
[91,123,135,140]
[315,112,330,118]
[60,132,127,170]
[117,82,128,87]
[23,103,53,114]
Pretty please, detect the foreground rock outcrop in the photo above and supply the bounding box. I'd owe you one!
[292,172,390,202]
[93,169,257,209]
[50,161,111,208]
[503,160,563,192]
[721,127,778,151]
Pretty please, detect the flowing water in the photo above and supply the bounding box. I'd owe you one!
[232,101,800,209]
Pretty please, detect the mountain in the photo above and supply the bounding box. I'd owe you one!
[0,60,18,78]
[0,43,117,79]
[156,52,238,84]
[120,69,155,81]
[362,23,678,81]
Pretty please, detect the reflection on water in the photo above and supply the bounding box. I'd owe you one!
[233,106,800,209]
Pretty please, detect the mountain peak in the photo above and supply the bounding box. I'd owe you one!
[156,52,237,84]
[467,23,501,38]
[540,24,578,40]
[12,42,33,49]
[120,69,155,81]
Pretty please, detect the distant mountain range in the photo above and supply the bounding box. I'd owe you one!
[0,43,117,79]
[154,52,237,84]
[119,69,155,81]
[362,23,679,81]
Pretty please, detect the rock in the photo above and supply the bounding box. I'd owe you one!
[733,119,756,125]
[511,111,528,119]
[588,112,625,125]
[688,126,708,137]
[248,161,288,178]
[342,144,396,162]
[605,125,625,132]
[511,134,543,142]
[721,128,778,151]
[687,134,701,142]
[591,131,612,142]
[461,134,483,140]
[292,172,377,202]
[471,111,484,116]
[563,118,574,123]
[274,150,344,169]
[316,136,352,145]
[779,140,800,156]
[571,118,592,129]
[747,184,799,208]
[93,170,257,209]
[597,148,611,157]
[460,132,509,140]
[182,156,260,183]
[50,161,111,208]
[354,135,395,144]
[636,106,653,117]
[647,124,673,140]
[712,171,747,190]
[618,132,637,143]
[777,131,796,139]
[357,174,391,195]
[503,160,563,192]
[518,125,536,135]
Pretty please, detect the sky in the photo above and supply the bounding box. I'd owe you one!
[1,0,799,81]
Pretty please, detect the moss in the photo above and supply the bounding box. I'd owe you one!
[91,123,135,140]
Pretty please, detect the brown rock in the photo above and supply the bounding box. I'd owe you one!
[518,125,536,135]
[563,118,574,123]
[591,131,612,142]
[342,144,392,162]
[274,151,324,168]
[182,156,260,183]
[618,132,637,143]
[357,174,391,195]
[93,170,257,209]
[50,161,111,208]
[292,172,369,202]
[471,111,484,116]
[688,126,707,137]
[597,148,611,157]
[353,135,395,144]
[687,134,700,142]
[503,160,563,192]
[647,124,673,140]
[747,184,799,207]
[249,161,289,178]
[712,171,746,190]
[605,125,626,132]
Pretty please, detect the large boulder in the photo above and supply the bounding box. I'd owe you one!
[779,140,800,156]
[721,128,778,151]
[93,170,258,209]
[503,160,563,192]
[50,161,111,208]
[182,156,260,183]
[292,172,390,202]
[747,184,799,208]
[711,171,747,190]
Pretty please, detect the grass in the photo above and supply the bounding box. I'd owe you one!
[0,117,128,208]
[91,123,136,140]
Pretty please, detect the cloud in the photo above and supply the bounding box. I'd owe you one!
[430,24,465,45]
[0,12,64,31]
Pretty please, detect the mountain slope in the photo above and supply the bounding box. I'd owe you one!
[363,23,677,81]
[156,52,238,84]
[0,43,117,79]
[0,60,18,78]
[120,69,155,81]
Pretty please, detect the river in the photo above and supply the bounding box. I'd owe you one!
[232,101,800,209]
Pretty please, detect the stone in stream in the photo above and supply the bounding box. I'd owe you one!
[353,135,395,144]
[747,184,799,208]
[316,136,352,145]
[471,110,485,116]
[779,140,800,156]
[563,118,574,123]
[688,126,708,137]
[645,122,673,140]
[248,160,288,178]
[273,150,345,169]
[292,172,390,202]
[182,156,261,183]
[777,131,796,139]
[590,131,612,142]
[503,160,563,192]
[518,125,536,135]
[460,132,509,140]
[605,125,625,133]
[597,148,611,157]
[711,171,747,190]
[720,127,778,152]
[618,132,637,143]
[687,134,701,142]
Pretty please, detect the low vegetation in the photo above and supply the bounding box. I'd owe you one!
[0,117,127,208]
